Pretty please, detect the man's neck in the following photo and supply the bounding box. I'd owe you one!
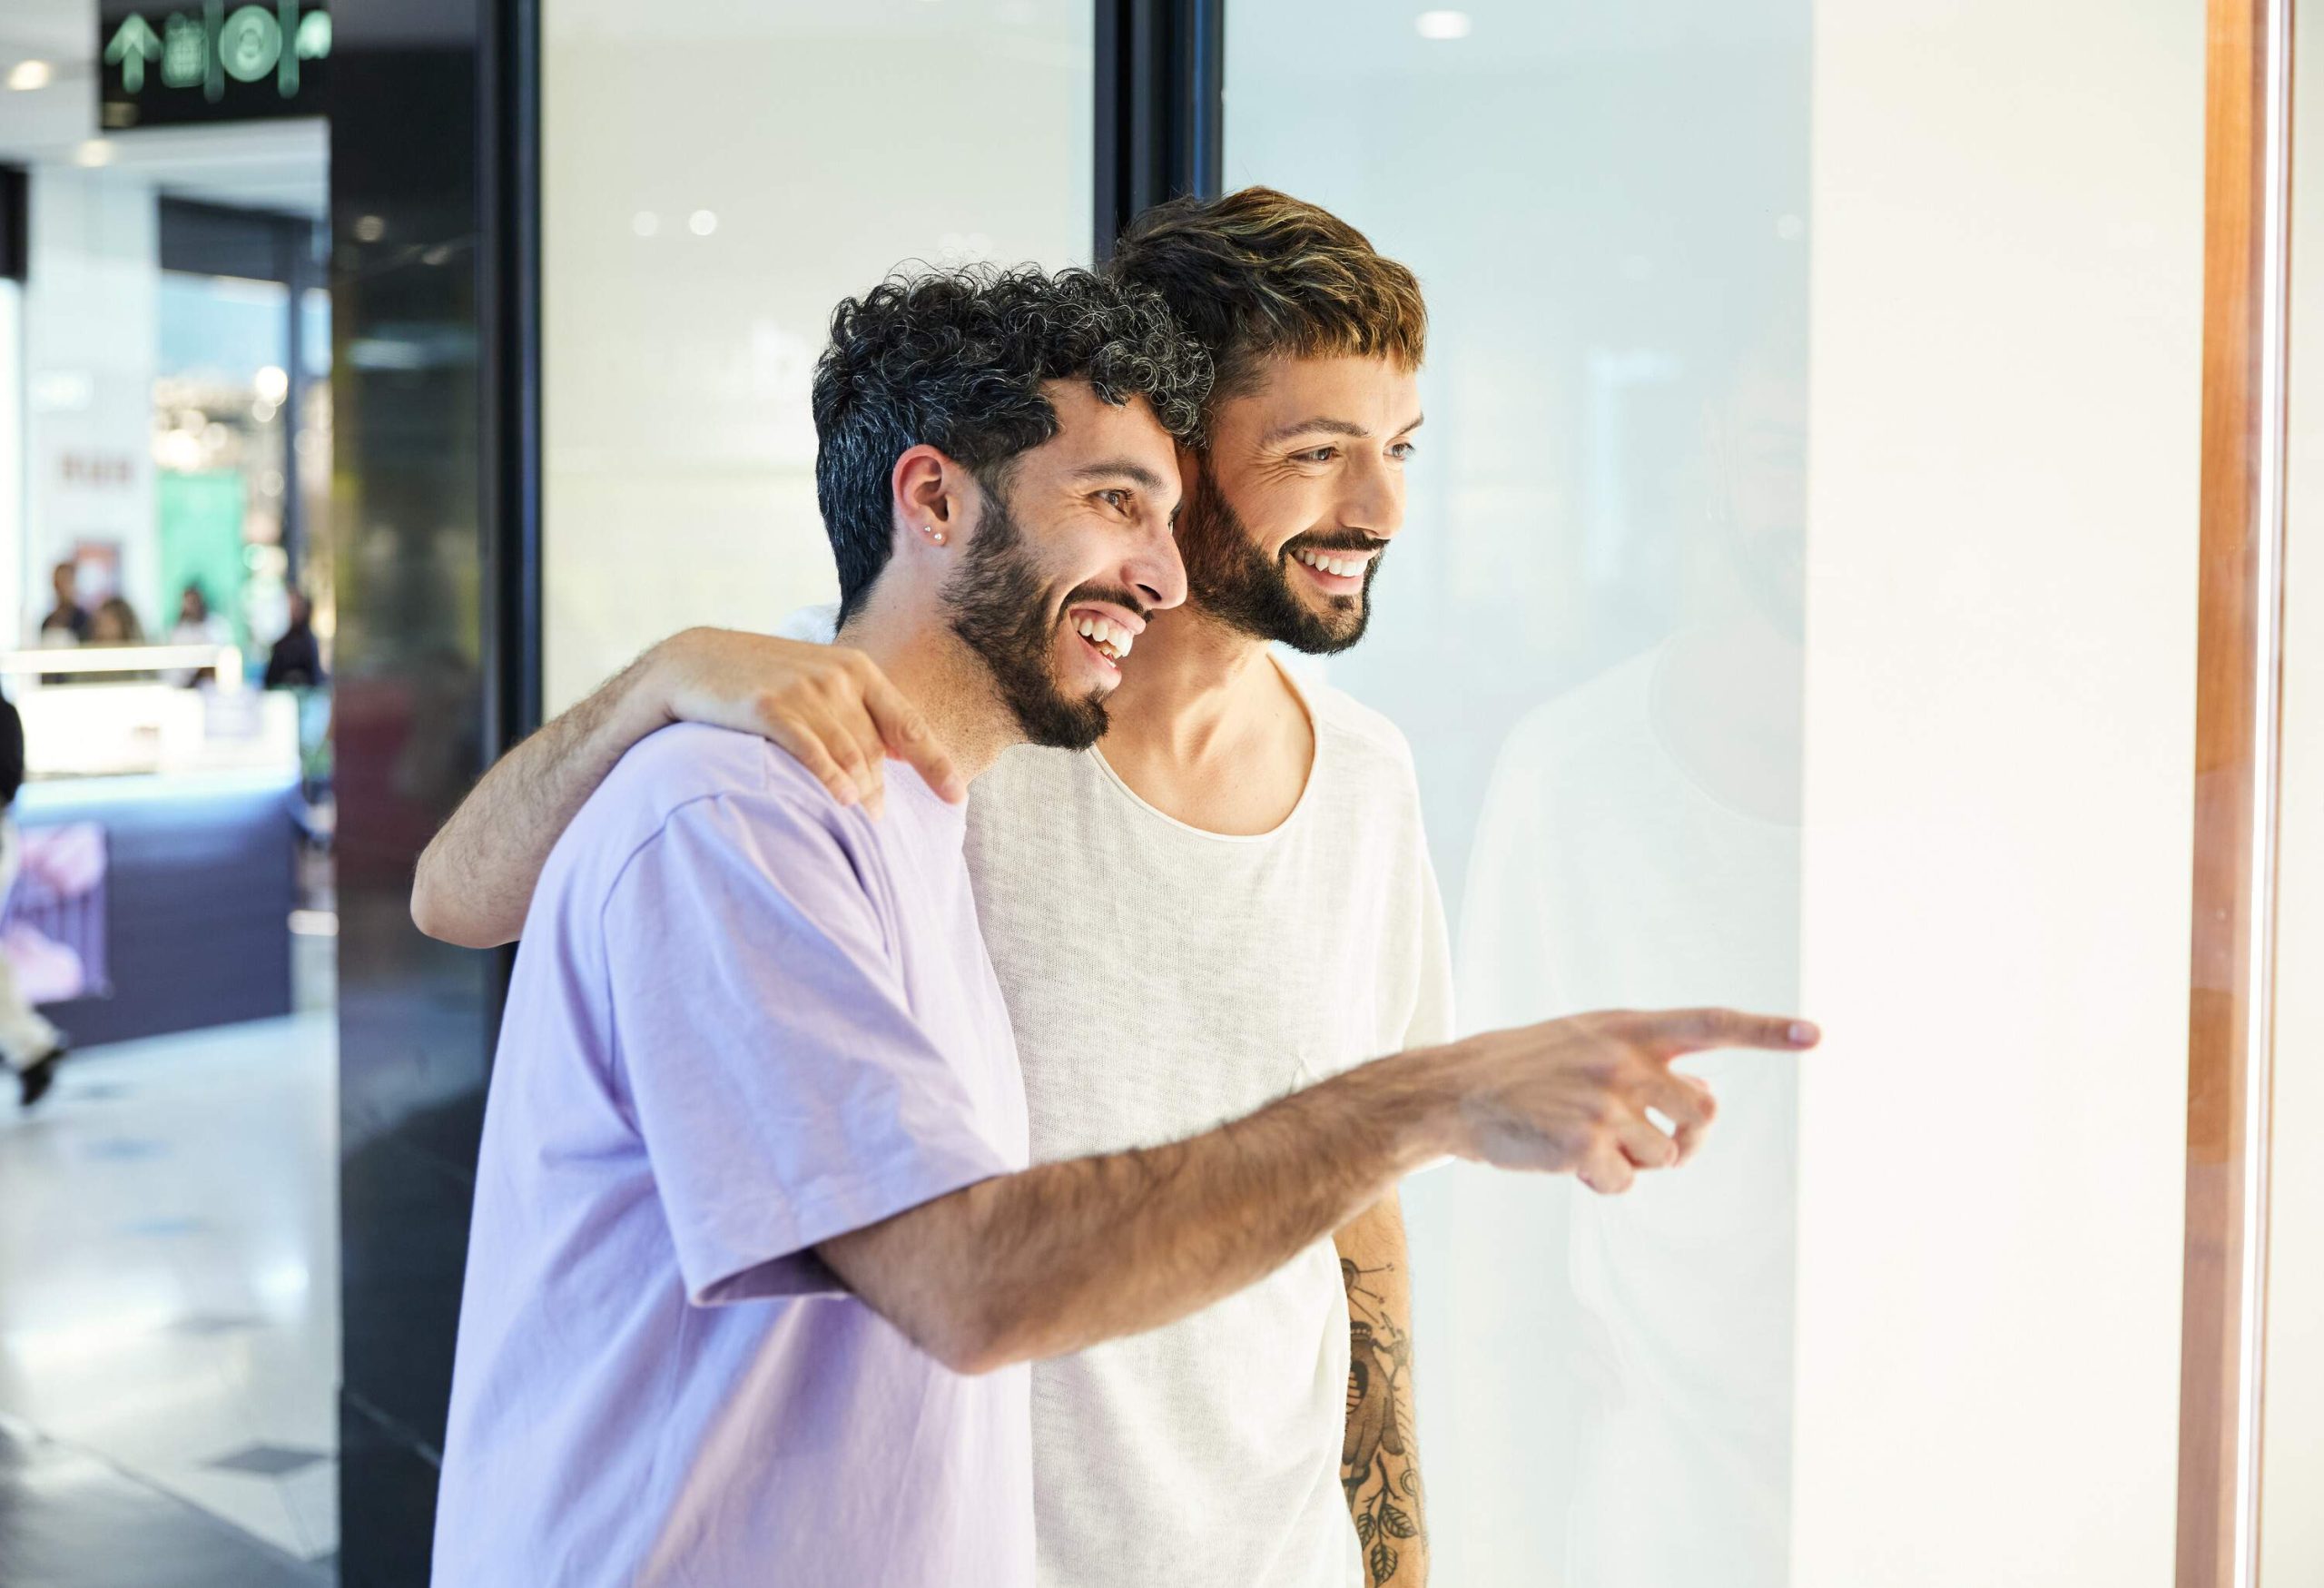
[1099,604,1291,765]
[837,606,1019,784]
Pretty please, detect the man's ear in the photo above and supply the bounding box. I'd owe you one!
[882,444,966,548]
[891,444,970,548]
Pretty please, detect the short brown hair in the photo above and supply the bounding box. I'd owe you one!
[1105,187,1427,409]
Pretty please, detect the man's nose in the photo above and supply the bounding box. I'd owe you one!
[1126,520,1187,612]
[1344,452,1406,540]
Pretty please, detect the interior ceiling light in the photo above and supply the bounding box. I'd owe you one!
[5,60,54,91]
[73,139,113,167]
[1414,10,1472,40]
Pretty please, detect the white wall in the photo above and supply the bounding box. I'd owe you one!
[539,0,1092,713]
[1793,3,2202,1583]
[24,168,159,636]
[2263,7,2324,1572]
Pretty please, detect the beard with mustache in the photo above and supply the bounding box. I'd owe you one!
[941,479,1142,752]
[1176,460,1384,656]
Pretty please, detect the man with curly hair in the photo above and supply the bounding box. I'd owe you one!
[422,226,1811,1588]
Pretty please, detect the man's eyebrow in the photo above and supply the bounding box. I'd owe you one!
[1260,416,1369,447]
[1068,459,1170,492]
[1260,412,1428,447]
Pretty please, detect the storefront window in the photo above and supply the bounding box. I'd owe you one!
[1226,3,2200,1582]
[541,0,1095,711]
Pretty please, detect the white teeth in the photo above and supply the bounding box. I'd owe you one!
[1071,613,1133,662]
[1296,549,1364,577]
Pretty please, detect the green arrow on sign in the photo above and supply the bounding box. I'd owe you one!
[103,14,162,93]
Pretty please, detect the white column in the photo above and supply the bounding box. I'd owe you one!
[1794,4,2203,1583]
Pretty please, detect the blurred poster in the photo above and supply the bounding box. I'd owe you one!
[1,824,110,1004]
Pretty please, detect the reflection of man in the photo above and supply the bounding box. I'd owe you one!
[416,194,1816,1587]
[0,694,67,1108]
[428,262,1807,1588]
[1452,338,1807,1587]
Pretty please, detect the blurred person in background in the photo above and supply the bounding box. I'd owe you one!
[37,562,88,645]
[81,598,157,685]
[89,597,145,646]
[169,583,232,686]
[264,591,325,690]
[172,583,231,648]
[0,691,66,1108]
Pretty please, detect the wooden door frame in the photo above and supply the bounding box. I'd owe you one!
[2181,0,2292,1583]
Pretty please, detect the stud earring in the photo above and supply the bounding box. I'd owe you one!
[923,523,947,546]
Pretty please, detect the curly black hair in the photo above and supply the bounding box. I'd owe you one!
[812,263,1212,624]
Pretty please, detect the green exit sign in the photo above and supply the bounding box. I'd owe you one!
[99,1,329,129]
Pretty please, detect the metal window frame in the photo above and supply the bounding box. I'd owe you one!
[480,0,543,757]
[1093,0,1224,259]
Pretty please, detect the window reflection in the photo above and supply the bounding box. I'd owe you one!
[1226,3,1808,1579]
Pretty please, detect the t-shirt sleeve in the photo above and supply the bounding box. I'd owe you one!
[601,782,1014,1306]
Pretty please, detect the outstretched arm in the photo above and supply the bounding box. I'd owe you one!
[1339,1195,1427,1586]
[410,628,961,947]
[818,1008,1816,1376]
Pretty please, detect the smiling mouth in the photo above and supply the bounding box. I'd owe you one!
[1292,547,1373,578]
[1070,613,1133,664]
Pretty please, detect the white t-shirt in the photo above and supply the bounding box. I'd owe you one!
[777,607,1453,1586]
[970,667,1452,1588]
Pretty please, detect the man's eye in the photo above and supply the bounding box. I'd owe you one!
[1388,442,1417,461]
[1098,488,1130,511]
[1298,447,1338,464]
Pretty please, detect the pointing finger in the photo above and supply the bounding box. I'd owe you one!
[1626,1008,1820,1060]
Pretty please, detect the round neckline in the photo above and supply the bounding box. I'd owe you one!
[1082,653,1324,844]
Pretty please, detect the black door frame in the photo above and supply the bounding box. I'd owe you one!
[1095,0,1226,256]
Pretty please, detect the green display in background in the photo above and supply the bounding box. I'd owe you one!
[157,470,250,651]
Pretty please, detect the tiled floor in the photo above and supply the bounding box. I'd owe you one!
[0,1415,329,1587]
[0,1014,340,1576]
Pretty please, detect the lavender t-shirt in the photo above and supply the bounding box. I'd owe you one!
[431,724,1031,1587]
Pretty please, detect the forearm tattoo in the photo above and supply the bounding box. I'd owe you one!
[1341,1257,1423,1583]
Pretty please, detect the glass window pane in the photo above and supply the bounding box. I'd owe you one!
[541,0,1093,713]
[1226,4,2201,1583]
[1229,7,1810,1580]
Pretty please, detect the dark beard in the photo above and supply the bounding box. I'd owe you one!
[941,486,1114,751]
[1177,464,1384,655]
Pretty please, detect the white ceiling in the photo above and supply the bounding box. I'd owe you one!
[0,0,327,220]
